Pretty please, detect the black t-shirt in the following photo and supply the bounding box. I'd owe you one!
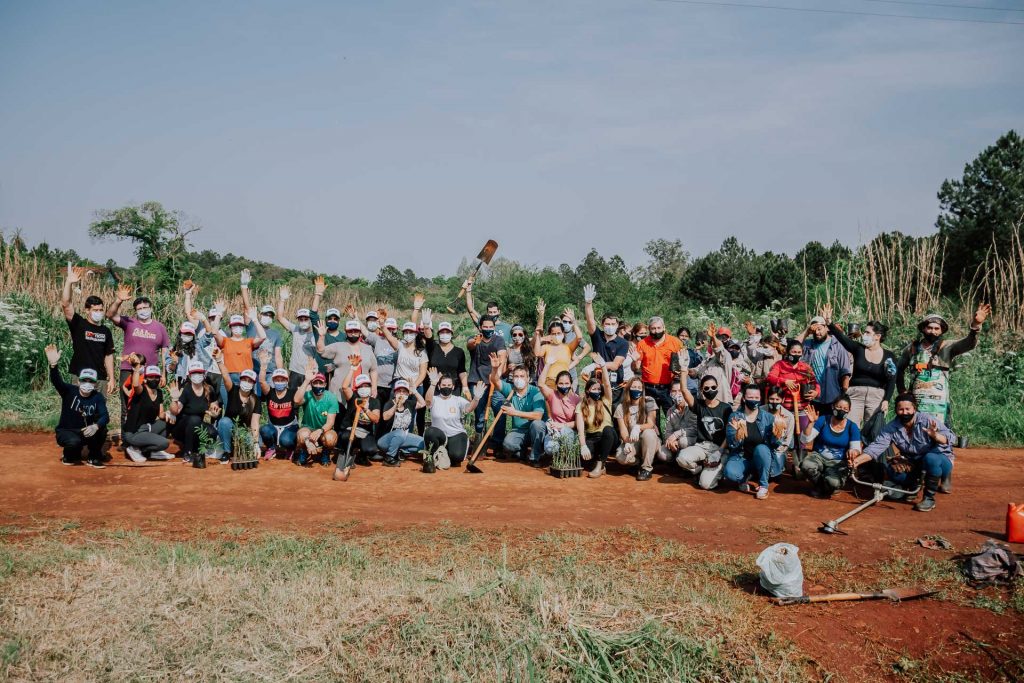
[124,386,162,433]
[695,400,731,445]
[590,331,629,385]
[742,416,765,456]
[225,385,261,423]
[179,382,212,417]
[342,397,380,433]
[67,313,115,379]
[469,335,506,383]
[427,341,467,390]
[384,395,419,432]
[266,386,299,426]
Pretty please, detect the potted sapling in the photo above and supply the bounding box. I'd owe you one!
[549,429,582,478]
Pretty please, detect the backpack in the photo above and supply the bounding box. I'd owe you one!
[961,540,1022,585]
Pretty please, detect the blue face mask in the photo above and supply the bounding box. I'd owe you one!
[557,385,572,395]
[481,329,495,339]
[588,390,603,400]
[629,389,642,400]
[326,320,340,331]
[273,381,288,392]
[311,385,326,396]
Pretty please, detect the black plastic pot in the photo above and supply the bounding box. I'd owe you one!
[550,467,582,479]
[422,462,436,473]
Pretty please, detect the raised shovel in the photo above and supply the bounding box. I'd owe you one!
[446,240,498,313]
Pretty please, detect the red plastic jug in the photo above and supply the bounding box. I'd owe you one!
[1008,503,1024,544]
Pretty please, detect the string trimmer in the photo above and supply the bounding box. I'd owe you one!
[819,472,921,534]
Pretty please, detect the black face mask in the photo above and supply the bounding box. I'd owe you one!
[898,412,915,424]
[326,321,340,331]
[702,388,718,399]
[346,334,361,343]
[481,329,495,339]
[557,385,572,395]
[146,379,160,389]
[438,387,453,397]
[785,354,800,363]
[649,330,664,340]
[628,389,642,400]
[312,386,326,396]
[922,332,940,343]
[743,399,760,410]
[588,390,603,400]
[833,409,848,420]
[729,349,741,359]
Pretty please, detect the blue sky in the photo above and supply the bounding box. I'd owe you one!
[1,0,1021,278]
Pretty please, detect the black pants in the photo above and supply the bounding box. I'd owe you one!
[56,426,108,462]
[375,386,393,438]
[118,369,133,429]
[424,427,469,465]
[584,426,616,471]
[123,420,170,454]
[339,429,377,456]
[644,382,673,436]
[288,370,307,393]
[173,414,215,456]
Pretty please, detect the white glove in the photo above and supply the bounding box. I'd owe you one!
[421,309,433,327]
[593,356,606,367]
[623,443,636,458]
[240,269,251,287]
[580,443,592,461]
[581,363,597,377]
[472,382,487,400]
[82,424,99,438]
[583,283,596,303]
[629,425,641,442]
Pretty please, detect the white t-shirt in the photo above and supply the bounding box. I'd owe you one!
[396,343,426,384]
[430,395,469,437]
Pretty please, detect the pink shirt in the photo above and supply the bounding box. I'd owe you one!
[116,317,170,370]
[547,391,581,427]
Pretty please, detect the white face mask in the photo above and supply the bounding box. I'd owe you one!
[190,374,205,385]
[513,377,527,390]
[357,386,371,398]
[670,392,684,404]
[79,382,96,395]
[603,324,617,336]
[298,320,311,331]
[231,325,244,337]
[239,380,255,393]
[136,308,152,320]
[180,334,194,344]
[551,333,564,343]
[861,333,876,347]
[259,315,272,327]
[89,311,104,324]
[438,333,452,344]
[403,333,416,344]
[367,321,379,331]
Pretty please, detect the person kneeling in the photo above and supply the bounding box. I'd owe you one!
[724,386,788,499]
[123,364,173,461]
[214,365,262,465]
[295,368,339,468]
[46,345,109,468]
[378,379,426,467]
[259,365,300,460]
[424,373,486,468]
[487,356,547,467]
[674,375,731,490]
[335,371,380,475]
[614,377,660,481]
[799,395,861,499]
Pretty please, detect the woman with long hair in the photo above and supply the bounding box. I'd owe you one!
[613,376,660,481]
[575,361,615,478]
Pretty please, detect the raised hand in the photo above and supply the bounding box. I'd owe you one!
[583,283,596,303]
[427,368,441,385]
[66,265,88,285]
[421,308,433,327]
[182,278,195,292]
[561,307,575,324]
[413,293,425,310]
[347,353,362,367]
[536,298,546,317]
[214,299,227,315]
[820,303,833,323]
[973,303,991,326]
[924,418,940,441]
[211,347,222,361]
[804,404,818,423]
[304,357,317,380]
[344,303,357,318]
[706,322,717,340]
[473,381,487,399]
[258,348,271,366]
[45,344,61,366]
[169,381,183,401]
[376,307,388,321]
[489,351,503,369]
[315,320,327,337]
[240,269,252,287]
[278,286,291,301]
[461,278,473,293]
[116,283,133,302]
[744,320,756,336]
[313,275,327,296]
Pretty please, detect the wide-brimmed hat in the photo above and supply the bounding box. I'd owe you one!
[917,314,948,335]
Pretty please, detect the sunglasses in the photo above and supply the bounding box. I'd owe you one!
[703,385,719,392]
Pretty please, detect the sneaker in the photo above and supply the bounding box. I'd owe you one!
[588,461,605,478]
[263,447,276,461]
[149,451,174,461]
[180,453,193,464]
[61,455,83,466]
[529,460,544,469]
[85,459,106,469]
[939,472,953,494]
[636,469,653,481]
[383,456,400,468]
[219,455,230,464]
[756,486,769,500]
[883,481,907,501]
[125,446,146,463]
[739,482,751,493]
[370,453,384,462]
[914,497,936,512]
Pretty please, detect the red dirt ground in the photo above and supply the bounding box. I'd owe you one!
[2,432,1022,681]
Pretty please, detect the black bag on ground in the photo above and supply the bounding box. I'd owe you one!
[961,540,1022,585]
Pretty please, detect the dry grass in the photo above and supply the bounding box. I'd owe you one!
[964,219,1024,339]
[862,234,945,323]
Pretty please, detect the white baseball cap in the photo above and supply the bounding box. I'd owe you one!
[385,317,398,329]
[345,320,361,331]
[393,379,410,392]
[240,369,258,382]
[354,373,371,387]
[325,308,341,318]
[260,305,276,315]
[402,322,417,332]
[296,308,311,318]
[207,308,219,318]
[438,322,453,332]
[365,310,378,319]
[271,368,289,380]
[229,314,245,326]
[180,321,196,334]
[187,360,205,375]
[78,368,98,382]
[144,365,162,378]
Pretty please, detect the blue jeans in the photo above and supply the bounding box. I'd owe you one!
[723,444,779,488]
[886,449,953,485]
[502,420,547,462]
[473,384,493,434]
[260,423,298,451]
[544,427,576,456]
[216,416,236,453]
[378,430,424,458]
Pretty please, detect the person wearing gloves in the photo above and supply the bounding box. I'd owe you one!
[674,375,732,490]
[315,318,378,406]
[213,361,262,465]
[426,321,469,397]
[613,377,660,481]
[313,306,345,382]
[532,299,582,389]
[276,277,325,391]
[424,372,487,467]
[798,394,862,498]
[690,323,734,406]
[657,379,699,466]
[46,345,109,468]
[237,269,284,390]
[723,385,787,499]
[800,313,852,414]
[337,371,381,467]
[61,264,116,395]
[575,361,616,478]
[536,363,582,462]
[122,364,173,462]
[582,284,629,403]
[168,359,221,468]
[259,363,301,461]
[377,379,428,467]
[487,353,548,465]
[294,368,339,467]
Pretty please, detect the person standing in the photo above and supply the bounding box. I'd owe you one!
[426,321,469,397]
[465,281,512,342]
[532,299,582,389]
[583,284,629,402]
[61,265,116,394]
[823,307,896,428]
[46,344,109,468]
[467,316,507,443]
[690,323,734,405]
[106,283,170,426]
[801,313,852,414]
[315,319,379,405]
[276,278,325,391]
[631,316,685,416]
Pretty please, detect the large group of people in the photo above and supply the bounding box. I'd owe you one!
[49,265,992,513]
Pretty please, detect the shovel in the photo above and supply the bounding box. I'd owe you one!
[333,402,362,482]
[776,586,936,606]
[446,240,498,313]
[465,386,514,474]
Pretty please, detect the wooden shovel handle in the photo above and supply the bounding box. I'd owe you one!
[466,388,513,467]
[777,592,878,606]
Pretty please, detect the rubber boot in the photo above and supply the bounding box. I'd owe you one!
[939,471,953,494]
[914,475,940,512]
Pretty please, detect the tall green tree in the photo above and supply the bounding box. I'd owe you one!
[88,201,198,288]
[937,130,1024,293]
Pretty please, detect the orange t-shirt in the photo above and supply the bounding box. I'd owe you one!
[636,335,682,385]
[220,336,259,373]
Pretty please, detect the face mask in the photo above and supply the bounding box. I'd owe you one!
[603,324,617,336]
[702,388,718,399]
[89,311,104,323]
[551,333,564,343]
[367,321,379,332]
[557,385,572,395]
[260,315,273,327]
[743,399,760,410]
[923,332,939,343]
[136,308,152,320]
[438,386,453,397]
[181,335,194,344]
[311,385,326,395]
[190,374,204,385]
[231,326,244,337]
[898,412,915,424]
[513,378,527,390]
[357,387,371,398]
[146,378,160,389]
[861,334,876,347]
[512,335,525,342]
[346,334,361,344]
[649,330,664,340]
[833,408,848,420]
[561,320,572,330]
[239,380,254,393]
[588,390,603,400]
[439,333,452,344]
[273,381,288,392]
[326,321,340,331]
[766,403,781,413]
[481,329,495,339]
[298,320,311,331]
[785,354,800,363]
[670,392,684,403]
[403,333,417,344]
[79,382,96,395]
[629,389,642,400]
[729,349,741,359]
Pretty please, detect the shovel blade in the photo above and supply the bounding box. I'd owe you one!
[881,587,936,601]
[466,462,483,474]
[476,240,498,264]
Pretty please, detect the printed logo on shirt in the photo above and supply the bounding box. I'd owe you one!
[84,330,107,343]
[132,327,159,341]
[701,415,724,435]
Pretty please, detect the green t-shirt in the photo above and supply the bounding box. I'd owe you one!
[301,390,339,430]
[497,380,547,431]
